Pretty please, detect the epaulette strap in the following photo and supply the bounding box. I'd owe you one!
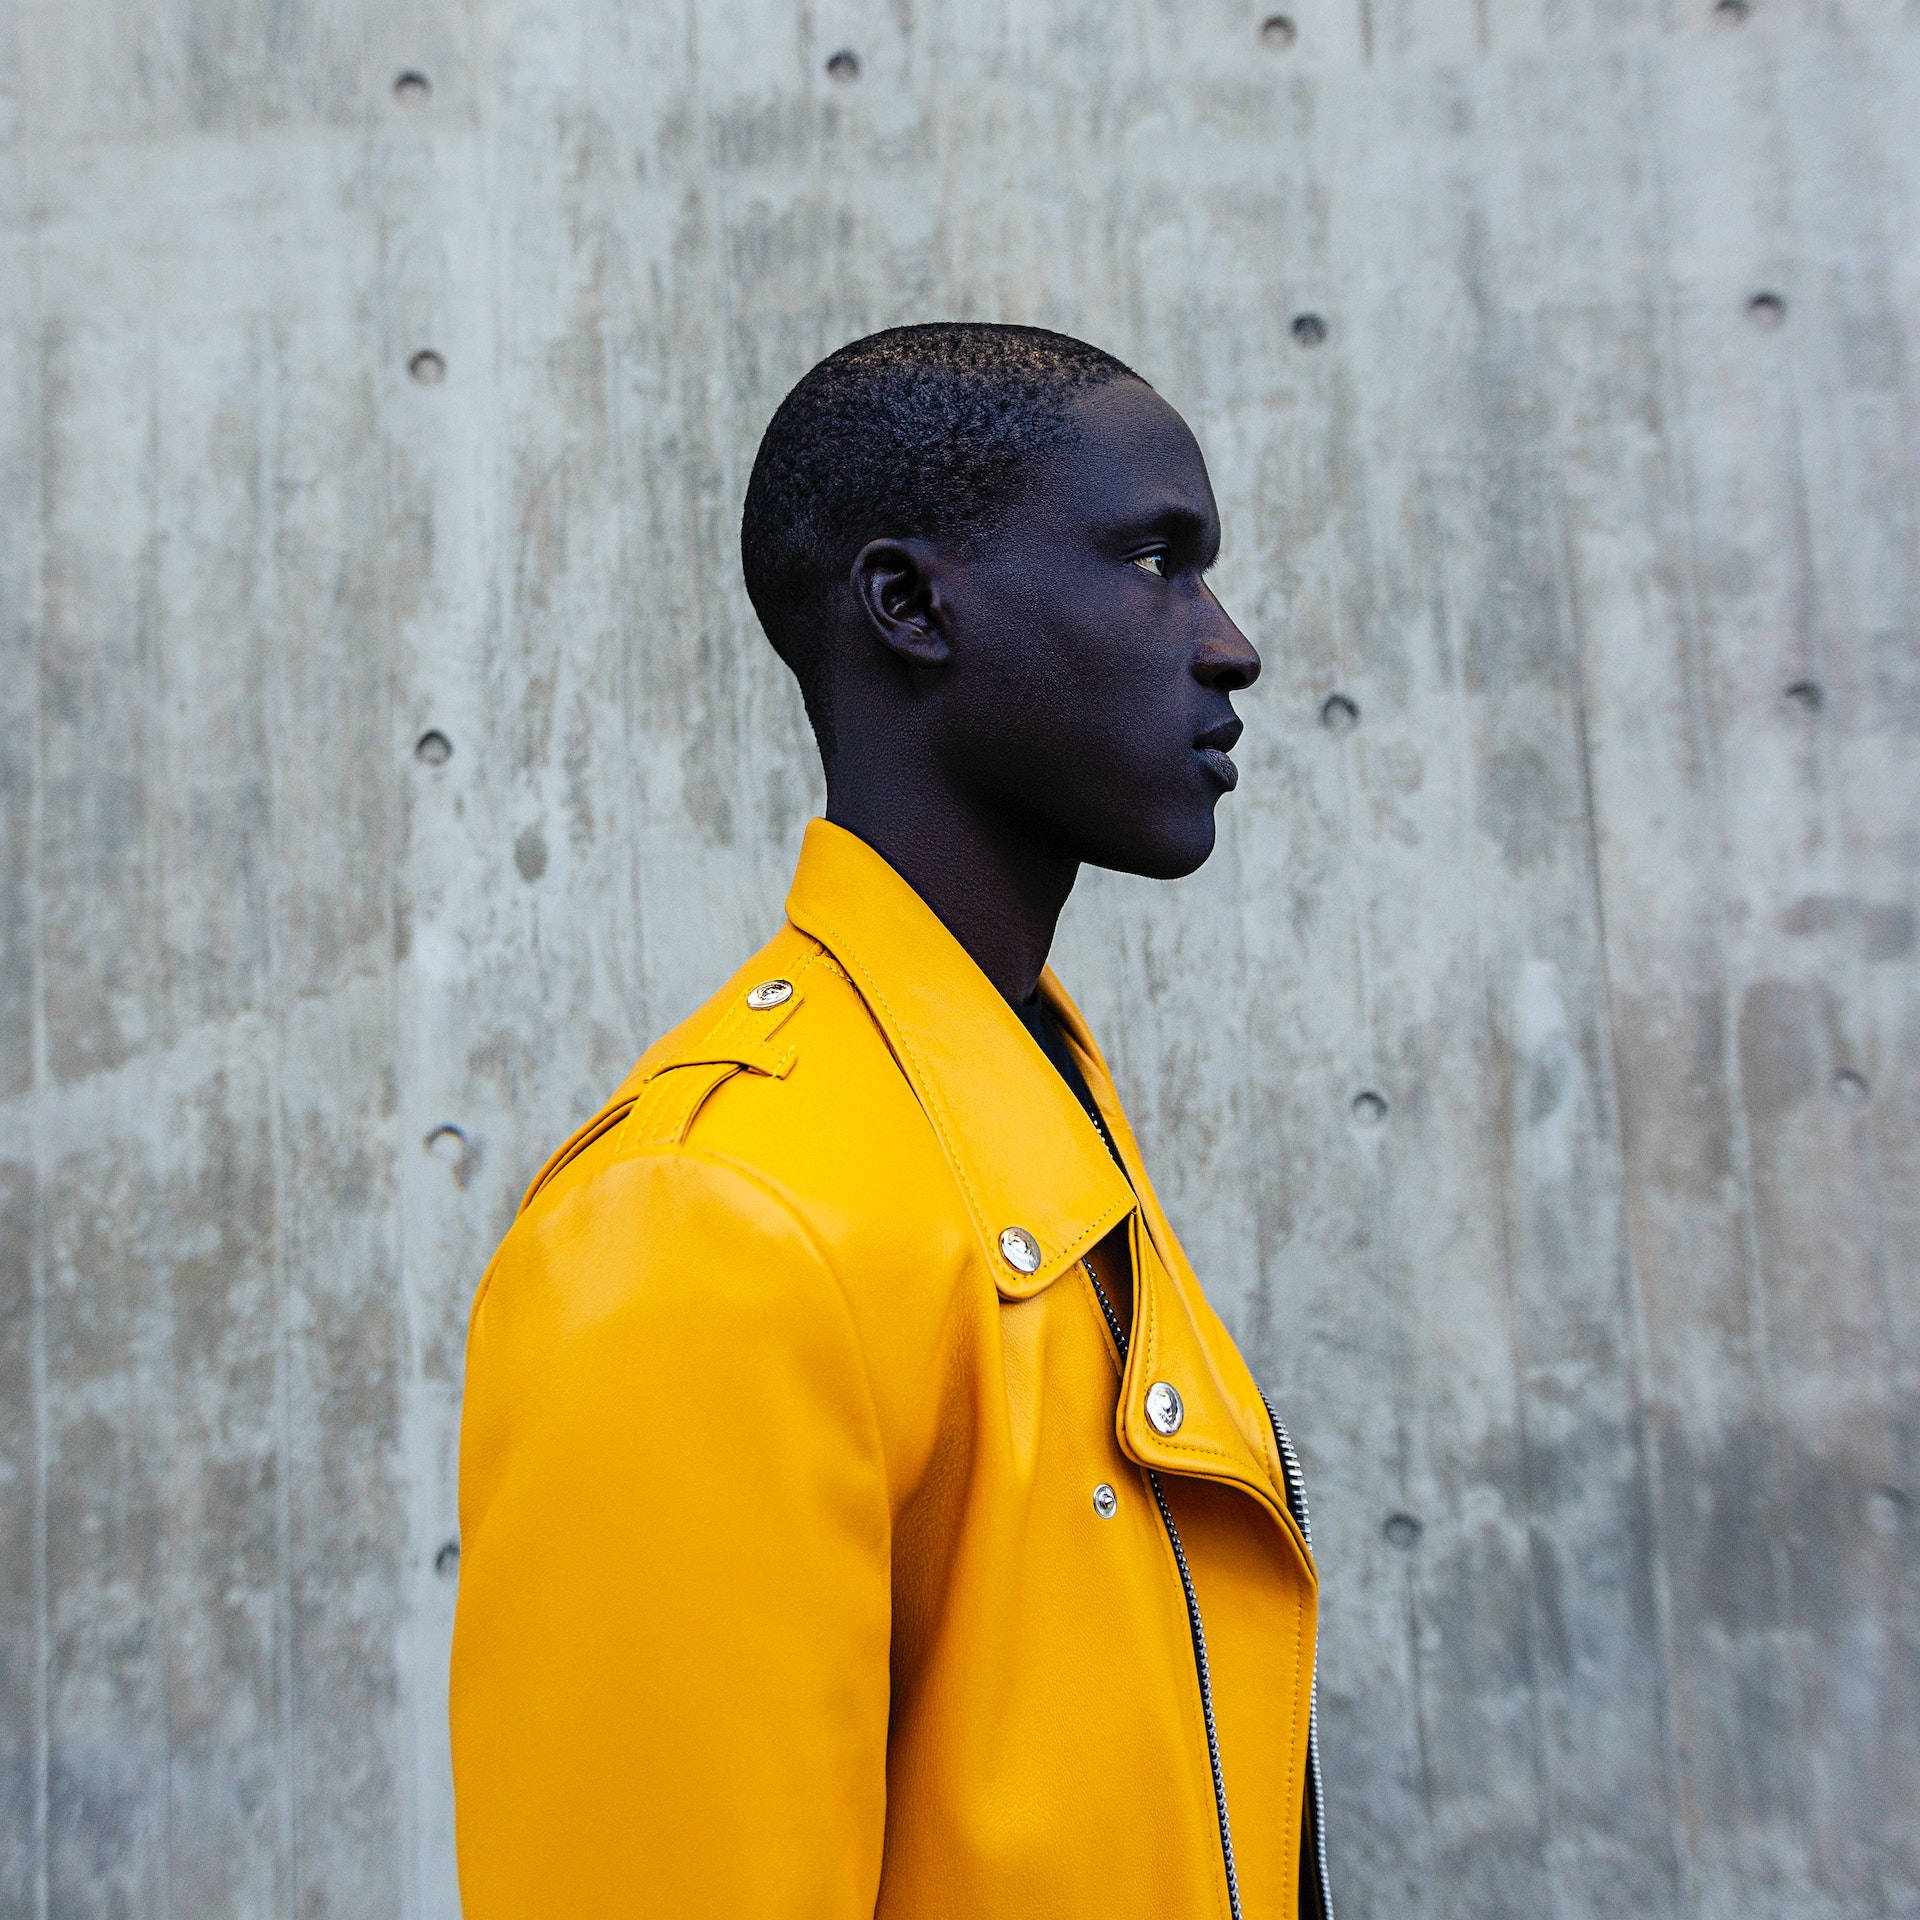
[617,962,809,1151]
[618,1058,745,1152]
[520,956,814,1209]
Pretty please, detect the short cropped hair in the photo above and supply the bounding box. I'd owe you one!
[740,322,1139,744]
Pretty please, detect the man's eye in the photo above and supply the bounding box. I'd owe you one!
[1130,552,1168,578]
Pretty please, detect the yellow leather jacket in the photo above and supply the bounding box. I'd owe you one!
[451,819,1325,1918]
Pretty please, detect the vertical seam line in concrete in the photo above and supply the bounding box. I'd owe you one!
[1650,48,1804,1883]
[1773,90,1914,1886]
[1351,453,1439,1902]
[1771,288,1865,1905]
[1606,66,1698,1909]
[1551,441,1688,1914]
[1726,42,1823,1853]
[1634,89,1728,1920]
[386,117,426,1919]
[257,300,300,1920]
[29,211,50,1920]
[137,319,179,1920]
[1801,63,1920,1502]
[1436,456,1559,1913]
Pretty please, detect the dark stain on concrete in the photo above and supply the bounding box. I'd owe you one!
[1871,627,1920,732]
[1738,981,1824,1116]
[1478,744,1568,871]
[1862,903,1917,961]
[1780,893,1916,960]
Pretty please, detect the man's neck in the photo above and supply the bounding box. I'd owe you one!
[823,775,1078,1004]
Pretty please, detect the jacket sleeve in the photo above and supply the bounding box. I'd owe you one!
[450,1143,891,1918]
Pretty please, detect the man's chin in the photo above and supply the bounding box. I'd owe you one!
[1083,806,1219,882]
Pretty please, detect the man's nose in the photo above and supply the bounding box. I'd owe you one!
[1195,591,1261,694]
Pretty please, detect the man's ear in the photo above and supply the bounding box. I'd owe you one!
[850,537,953,670]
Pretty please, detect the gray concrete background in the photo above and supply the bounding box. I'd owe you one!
[2,0,1916,1913]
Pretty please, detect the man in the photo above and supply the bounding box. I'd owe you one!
[451,324,1330,1918]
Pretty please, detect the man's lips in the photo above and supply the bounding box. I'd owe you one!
[1194,719,1242,791]
[1196,745,1239,791]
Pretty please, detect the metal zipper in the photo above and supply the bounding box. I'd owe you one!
[1057,1028,1328,1915]
[1083,1259,1244,1920]
[1259,1389,1333,1920]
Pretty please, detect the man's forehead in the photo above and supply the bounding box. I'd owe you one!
[1070,378,1201,456]
[1054,380,1214,522]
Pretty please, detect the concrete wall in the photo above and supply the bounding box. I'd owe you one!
[3,0,1916,1913]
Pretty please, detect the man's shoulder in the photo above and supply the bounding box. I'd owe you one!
[513,919,965,1281]
[476,922,972,1481]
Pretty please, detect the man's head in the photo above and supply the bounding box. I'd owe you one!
[741,323,1258,882]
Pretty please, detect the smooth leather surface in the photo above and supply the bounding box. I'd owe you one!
[451,818,1318,1917]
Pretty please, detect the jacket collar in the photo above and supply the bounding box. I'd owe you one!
[785,819,1310,1560]
[784,819,1136,1300]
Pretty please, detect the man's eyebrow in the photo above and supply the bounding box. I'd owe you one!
[1119,501,1220,567]
[1111,500,1216,549]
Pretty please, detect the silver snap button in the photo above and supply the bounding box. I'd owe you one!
[745,978,793,1010]
[998,1226,1041,1274]
[1144,1381,1185,1436]
[1092,1483,1118,1519]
